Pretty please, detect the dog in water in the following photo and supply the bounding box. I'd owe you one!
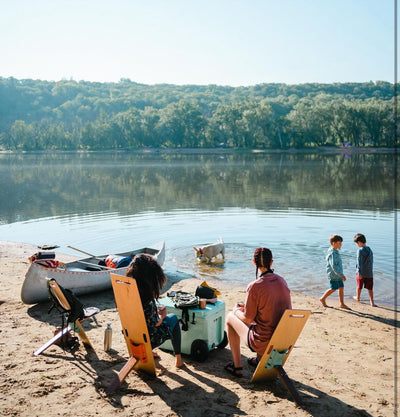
[193,238,225,262]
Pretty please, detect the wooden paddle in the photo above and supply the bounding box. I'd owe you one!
[67,245,95,257]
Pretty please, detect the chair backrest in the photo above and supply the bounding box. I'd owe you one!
[110,273,156,376]
[47,279,84,322]
[47,279,71,311]
[251,309,311,383]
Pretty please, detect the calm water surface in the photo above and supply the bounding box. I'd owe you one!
[0,151,397,305]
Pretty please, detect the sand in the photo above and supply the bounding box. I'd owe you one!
[0,241,397,417]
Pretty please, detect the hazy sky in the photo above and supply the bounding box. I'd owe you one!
[1,0,396,86]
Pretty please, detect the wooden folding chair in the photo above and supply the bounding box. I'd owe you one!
[106,273,156,394]
[34,278,100,356]
[251,309,311,407]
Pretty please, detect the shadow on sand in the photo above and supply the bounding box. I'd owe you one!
[37,345,375,417]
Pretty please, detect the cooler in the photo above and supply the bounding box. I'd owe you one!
[158,296,227,361]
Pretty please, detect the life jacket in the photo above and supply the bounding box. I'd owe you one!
[105,255,131,269]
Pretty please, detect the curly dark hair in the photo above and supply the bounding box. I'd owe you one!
[253,247,273,278]
[126,253,166,303]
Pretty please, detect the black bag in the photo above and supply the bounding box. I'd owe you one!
[48,281,85,323]
[196,281,220,298]
[195,286,215,299]
[62,287,85,322]
[36,251,56,260]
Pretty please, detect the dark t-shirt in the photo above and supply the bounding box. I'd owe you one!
[356,246,373,278]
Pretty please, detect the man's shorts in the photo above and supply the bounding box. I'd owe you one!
[357,276,373,290]
[330,279,344,290]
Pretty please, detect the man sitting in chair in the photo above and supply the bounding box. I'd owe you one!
[224,247,292,377]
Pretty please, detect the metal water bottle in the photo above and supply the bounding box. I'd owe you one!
[104,322,112,351]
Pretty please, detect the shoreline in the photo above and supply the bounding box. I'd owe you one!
[0,241,397,416]
[0,146,396,155]
[1,239,395,308]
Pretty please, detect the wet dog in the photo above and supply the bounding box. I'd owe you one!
[193,238,225,262]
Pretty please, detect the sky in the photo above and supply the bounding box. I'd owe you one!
[0,0,396,86]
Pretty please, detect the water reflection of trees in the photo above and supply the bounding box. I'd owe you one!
[0,152,396,223]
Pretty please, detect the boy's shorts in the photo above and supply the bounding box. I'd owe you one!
[357,276,373,290]
[329,279,344,290]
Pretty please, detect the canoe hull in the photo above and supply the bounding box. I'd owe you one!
[21,242,165,305]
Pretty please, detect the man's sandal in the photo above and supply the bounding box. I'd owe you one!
[224,362,243,378]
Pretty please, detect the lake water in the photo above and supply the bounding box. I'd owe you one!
[0,150,397,305]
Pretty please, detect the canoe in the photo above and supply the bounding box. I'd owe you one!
[21,241,165,305]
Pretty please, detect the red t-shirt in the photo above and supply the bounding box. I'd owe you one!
[244,272,292,356]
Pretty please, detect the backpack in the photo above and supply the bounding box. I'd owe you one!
[47,280,85,352]
[47,281,85,323]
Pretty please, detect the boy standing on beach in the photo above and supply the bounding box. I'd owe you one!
[353,233,376,307]
[320,234,351,310]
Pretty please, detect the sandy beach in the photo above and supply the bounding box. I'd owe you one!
[0,241,397,417]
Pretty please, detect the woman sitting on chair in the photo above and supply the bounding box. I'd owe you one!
[126,253,183,368]
[225,247,292,377]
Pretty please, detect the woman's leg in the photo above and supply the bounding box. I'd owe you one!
[163,314,183,367]
[226,311,250,371]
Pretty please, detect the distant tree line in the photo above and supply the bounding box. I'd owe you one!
[0,77,395,150]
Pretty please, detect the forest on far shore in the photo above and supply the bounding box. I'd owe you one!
[0,77,395,151]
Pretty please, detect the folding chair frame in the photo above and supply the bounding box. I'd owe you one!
[34,279,98,356]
